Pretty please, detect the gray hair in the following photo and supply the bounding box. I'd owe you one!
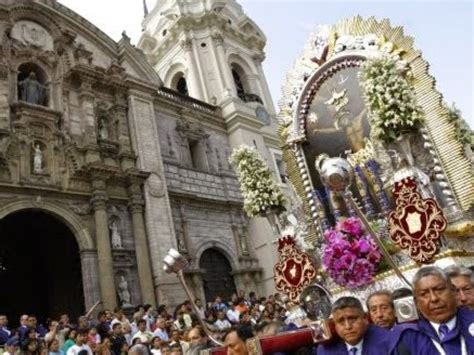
[332,296,364,314]
[128,344,149,355]
[366,290,393,310]
[444,265,474,283]
[412,266,453,290]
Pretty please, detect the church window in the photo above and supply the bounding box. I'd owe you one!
[232,69,246,101]
[175,76,189,96]
[162,29,167,36]
[200,42,207,48]
[188,139,208,171]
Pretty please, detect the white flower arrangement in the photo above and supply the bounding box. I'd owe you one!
[359,55,424,143]
[230,146,286,218]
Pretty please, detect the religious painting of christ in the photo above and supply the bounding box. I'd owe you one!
[302,62,371,191]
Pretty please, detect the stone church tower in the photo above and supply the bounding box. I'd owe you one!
[139,0,287,295]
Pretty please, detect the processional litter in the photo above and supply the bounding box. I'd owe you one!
[164,16,474,354]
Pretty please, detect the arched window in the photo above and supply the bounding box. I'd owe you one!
[171,72,189,96]
[17,63,48,106]
[232,69,246,101]
[231,63,263,104]
[177,77,189,96]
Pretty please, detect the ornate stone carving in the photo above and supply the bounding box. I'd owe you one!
[211,32,224,46]
[90,190,108,210]
[10,21,53,51]
[146,172,164,197]
[180,38,193,51]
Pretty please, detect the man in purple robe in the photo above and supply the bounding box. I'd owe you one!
[390,266,474,354]
[317,296,390,355]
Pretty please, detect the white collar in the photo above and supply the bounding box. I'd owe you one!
[429,315,457,337]
[345,339,364,354]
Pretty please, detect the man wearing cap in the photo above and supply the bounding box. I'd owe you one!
[0,314,11,345]
[390,266,474,354]
[317,296,390,354]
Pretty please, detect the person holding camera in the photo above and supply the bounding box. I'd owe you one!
[390,266,474,354]
[317,297,390,354]
[366,290,397,329]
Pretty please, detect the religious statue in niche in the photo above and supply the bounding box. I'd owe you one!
[32,144,43,174]
[176,230,187,252]
[239,234,249,255]
[110,220,123,249]
[117,275,132,306]
[98,116,109,140]
[18,72,47,106]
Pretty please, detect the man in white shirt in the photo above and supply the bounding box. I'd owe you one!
[214,311,231,331]
[66,329,93,355]
[152,317,169,342]
[132,319,154,345]
[226,303,240,324]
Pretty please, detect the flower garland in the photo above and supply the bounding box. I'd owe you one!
[446,102,473,148]
[322,217,382,288]
[230,145,286,218]
[359,55,424,143]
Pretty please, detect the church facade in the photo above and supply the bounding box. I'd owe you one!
[0,0,283,320]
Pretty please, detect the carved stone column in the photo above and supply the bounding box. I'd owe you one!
[80,249,101,311]
[90,186,117,309]
[212,32,235,99]
[180,38,204,100]
[128,184,156,306]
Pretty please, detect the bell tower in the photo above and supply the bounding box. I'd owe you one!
[139,0,287,295]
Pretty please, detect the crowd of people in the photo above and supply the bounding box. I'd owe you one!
[1,264,473,355]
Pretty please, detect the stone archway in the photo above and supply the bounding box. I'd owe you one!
[199,248,237,302]
[0,200,99,324]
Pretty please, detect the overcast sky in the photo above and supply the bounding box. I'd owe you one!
[58,0,473,127]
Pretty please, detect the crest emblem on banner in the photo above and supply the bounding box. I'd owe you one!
[388,177,447,263]
[274,236,317,301]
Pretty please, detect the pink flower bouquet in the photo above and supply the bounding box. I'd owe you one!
[322,217,382,288]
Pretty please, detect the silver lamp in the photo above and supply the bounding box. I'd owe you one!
[163,249,224,346]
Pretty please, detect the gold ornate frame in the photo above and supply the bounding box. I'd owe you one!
[278,16,473,245]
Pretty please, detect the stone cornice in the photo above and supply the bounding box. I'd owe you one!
[167,189,243,207]
[64,64,129,92]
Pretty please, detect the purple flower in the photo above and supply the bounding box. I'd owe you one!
[322,217,382,289]
[339,217,363,236]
